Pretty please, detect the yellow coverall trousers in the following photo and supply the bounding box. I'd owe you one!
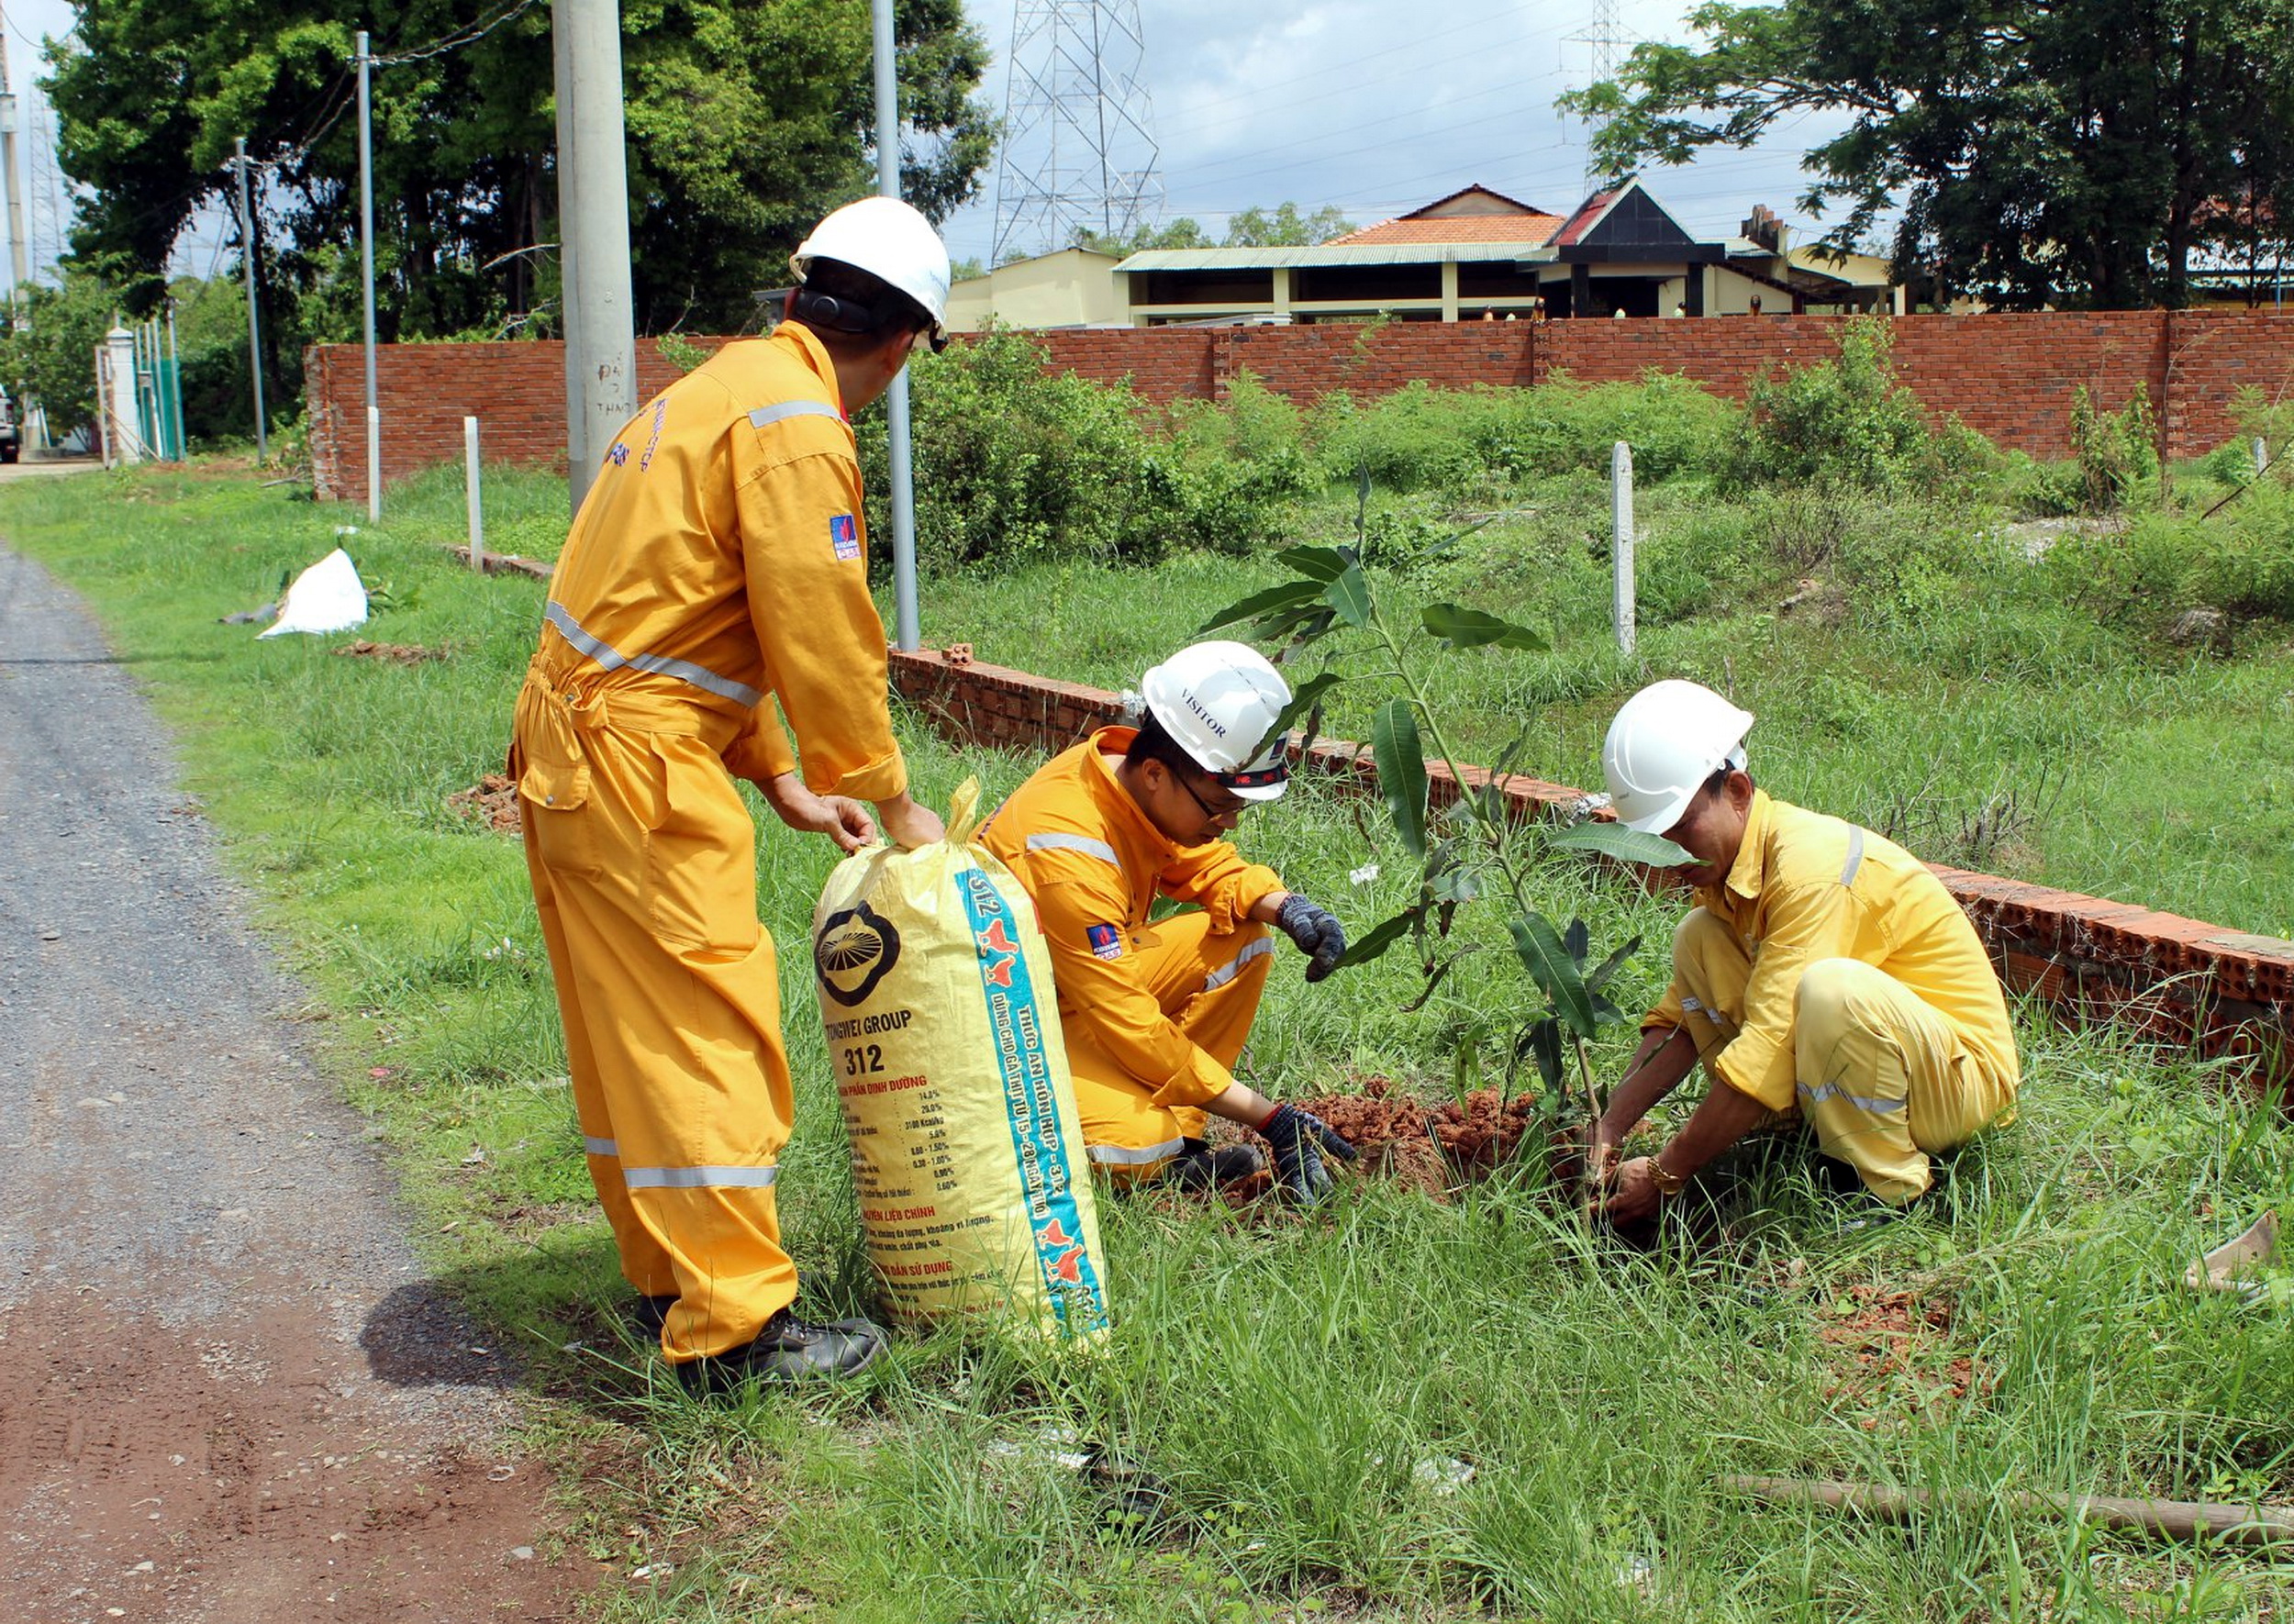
[1670,909,2016,1204]
[516,666,796,1361]
[1064,914,1275,1176]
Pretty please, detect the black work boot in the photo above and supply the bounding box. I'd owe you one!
[675,1308,887,1394]
[625,1293,680,1337]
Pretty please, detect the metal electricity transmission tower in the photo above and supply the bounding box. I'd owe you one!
[990,0,1163,261]
[1565,0,1633,185]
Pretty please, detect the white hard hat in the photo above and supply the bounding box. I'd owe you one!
[1141,641,1293,802]
[791,196,952,332]
[1600,678,1754,833]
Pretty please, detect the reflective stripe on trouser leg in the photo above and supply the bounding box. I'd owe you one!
[518,716,798,1360]
[1793,958,2003,1205]
[1064,916,1275,1183]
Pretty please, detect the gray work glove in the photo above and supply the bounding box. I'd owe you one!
[1275,894,1347,983]
[1258,1103,1358,1205]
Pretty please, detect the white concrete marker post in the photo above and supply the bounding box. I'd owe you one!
[2258,437,2271,478]
[104,325,142,465]
[1611,439,1636,655]
[465,417,485,573]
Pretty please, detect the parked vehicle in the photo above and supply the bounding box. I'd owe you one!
[0,392,19,463]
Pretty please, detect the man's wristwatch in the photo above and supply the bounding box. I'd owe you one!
[1646,1151,1689,1196]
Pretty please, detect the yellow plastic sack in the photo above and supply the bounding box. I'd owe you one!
[811,779,1110,1341]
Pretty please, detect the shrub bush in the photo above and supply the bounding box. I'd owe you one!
[1725,315,1992,496]
[857,327,1301,574]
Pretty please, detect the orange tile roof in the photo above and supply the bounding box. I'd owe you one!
[1327,213,1565,247]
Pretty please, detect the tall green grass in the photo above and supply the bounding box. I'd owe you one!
[5,463,2288,1622]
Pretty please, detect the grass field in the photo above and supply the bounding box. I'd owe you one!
[6,461,2290,1622]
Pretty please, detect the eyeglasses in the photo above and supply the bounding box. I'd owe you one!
[1172,768,1247,823]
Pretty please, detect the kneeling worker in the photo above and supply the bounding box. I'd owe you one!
[983,641,1357,1202]
[1592,680,2021,1224]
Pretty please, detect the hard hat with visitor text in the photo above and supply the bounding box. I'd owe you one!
[1141,641,1293,802]
[1600,678,1754,833]
[792,196,952,334]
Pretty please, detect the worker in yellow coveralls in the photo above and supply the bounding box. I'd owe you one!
[983,641,1358,1205]
[1590,680,2021,1224]
[512,197,949,1390]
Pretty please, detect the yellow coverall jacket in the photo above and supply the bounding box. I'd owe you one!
[983,728,1285,1173]
[1647,790,2021,1202]
[512,322,907,1361]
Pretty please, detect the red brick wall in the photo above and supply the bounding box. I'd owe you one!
[305,312,2294,500]
[887,648,2294,1076]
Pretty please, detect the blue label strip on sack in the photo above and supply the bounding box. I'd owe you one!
[955,863,1110,1336]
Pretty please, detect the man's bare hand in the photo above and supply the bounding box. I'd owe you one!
[1605,1156,1663,1226]
[873,793,946,851]
[761,773,877,852]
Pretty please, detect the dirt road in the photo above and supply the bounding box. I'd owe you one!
[1,526,596,1623]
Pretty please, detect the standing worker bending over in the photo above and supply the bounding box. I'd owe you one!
[984,642,1356,1203]
[1592,680,2021,1224]
[512,198,949,1389]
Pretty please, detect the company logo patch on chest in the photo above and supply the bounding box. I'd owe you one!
[830,513,862,562]
[1086,924,1124,962]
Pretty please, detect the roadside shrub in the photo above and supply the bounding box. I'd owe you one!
[2068,384,2159,513]
[1724,315,1991,495]
[1487,370,1736,483]
[2191,484,2294,619]
[858,327,1301,574]
[1310,382,1506,498]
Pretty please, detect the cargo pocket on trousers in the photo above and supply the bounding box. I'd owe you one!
[640,737,762,955]
[515,689,602,879]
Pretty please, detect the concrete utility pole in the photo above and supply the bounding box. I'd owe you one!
[872,0,921,652]
[234,138,269,461]
[1610,440,1636,655]
[551,0,637,517]
[357,31,380,520]
[0,10,32,299]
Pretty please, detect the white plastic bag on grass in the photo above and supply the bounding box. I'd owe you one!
[258,548,368,638]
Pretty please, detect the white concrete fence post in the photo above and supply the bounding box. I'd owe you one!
[104,325,142,465]
[1611,439,1635,655]
[2257,437,2271,478]
[464,417,485,573]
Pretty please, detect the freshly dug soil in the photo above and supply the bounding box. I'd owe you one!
[1226,1076,1571,1201]
[334,640,448,664]
[448,774,522,835]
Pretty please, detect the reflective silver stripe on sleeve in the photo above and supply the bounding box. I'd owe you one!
[1086,1138,1187,1167]
[621,1164,782,1191]
[1025,832,1121,868]
[583,1136,618,1158]
[747,399,847,431]
[1203,934,1276,993]
[1840,828,1865,887]
[543,601,763,707]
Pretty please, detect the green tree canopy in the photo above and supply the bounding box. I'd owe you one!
[1557,0,2294,309]
[46,0,995,340]
[1066,202,1355,258]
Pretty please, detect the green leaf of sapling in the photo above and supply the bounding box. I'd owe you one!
[1509,913,1598,1039]
[1546,820,1695,868]
[1370,698,1429,857]
[1420,602,1548,651]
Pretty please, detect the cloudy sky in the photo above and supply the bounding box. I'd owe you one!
[941,0,1853,264]
[0,0,1853,295]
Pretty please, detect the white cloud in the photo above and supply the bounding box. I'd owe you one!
[944,0,1863,264]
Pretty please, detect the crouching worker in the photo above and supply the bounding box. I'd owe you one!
[1591,680,2021,1224]
[983,641,1357,1203]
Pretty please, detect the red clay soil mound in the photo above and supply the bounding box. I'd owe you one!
[1226,1076,1576,1202]
[334,639,449,663]
[447,773,521,835]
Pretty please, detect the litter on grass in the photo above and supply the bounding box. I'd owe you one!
[2185,1210,2281,1303]
[258,548,368,638]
